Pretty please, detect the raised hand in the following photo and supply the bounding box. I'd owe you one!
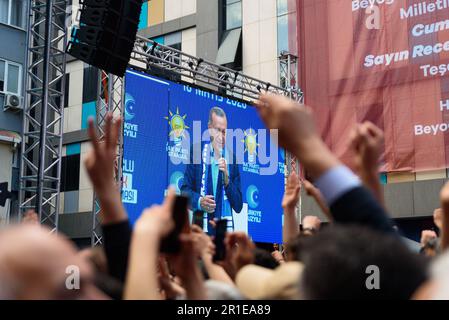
[350,121,384,175]
[158,257,186,299]
[84,113,126,224]
[302,179,332,222]
[282,171,300,212]
[282,171,301,243]
[134,187,176,238]
[255,94,339,179]
[191,224,215,262]
[420,230,437,248]
[170,232,207,299]
[225,232,256,273]
[349,121,384,204]
[271,250,285,264]
[85,113,122,195]
[124,188,176,300]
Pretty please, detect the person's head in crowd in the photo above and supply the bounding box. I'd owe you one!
[296,225,429,299]
[236,262,304,300]
[301,215,321,236]
[0,225,108,299]
[253,248,279,270]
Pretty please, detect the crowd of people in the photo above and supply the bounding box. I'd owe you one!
[1,93,449,300]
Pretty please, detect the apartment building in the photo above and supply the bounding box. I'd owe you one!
[0,0,27,225]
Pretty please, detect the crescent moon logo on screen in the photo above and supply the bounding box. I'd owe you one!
[125,93,136,121]
[169,171,184,194]
[246,185,260,209]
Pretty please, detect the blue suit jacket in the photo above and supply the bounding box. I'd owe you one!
[181,143,243,222]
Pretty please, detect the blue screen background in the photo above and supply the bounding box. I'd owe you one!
[122,69,284,243]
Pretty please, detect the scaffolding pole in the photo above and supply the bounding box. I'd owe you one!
[279,51,302,223]
[19,0,68,231]
[91,72,125,246]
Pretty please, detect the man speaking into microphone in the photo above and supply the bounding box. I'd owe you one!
[181,106,243,234]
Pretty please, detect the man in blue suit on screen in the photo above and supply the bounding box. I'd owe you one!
[181,106,243,234]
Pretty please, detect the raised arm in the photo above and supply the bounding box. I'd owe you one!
[303,179,332,221]
[255,94,394,234]
[191,225,234,285]
[85,114,132,282]
[282,171,300,243]
[350,121,385,206]
[124,188,176,300]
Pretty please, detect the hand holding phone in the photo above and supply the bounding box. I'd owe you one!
[160,195,190,254]
[213,219,228,262]
[192,210,204,229]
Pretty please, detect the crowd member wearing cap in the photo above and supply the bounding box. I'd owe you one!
[236,262,304,300]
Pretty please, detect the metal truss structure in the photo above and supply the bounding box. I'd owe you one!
[279,51,302,223]
[91,72,125,246]
[279,51,303,103]
[91,35,303,245]
[19,0,68,232]
[131,35,303,103]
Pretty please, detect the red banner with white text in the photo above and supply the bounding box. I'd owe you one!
[298,0,449,172]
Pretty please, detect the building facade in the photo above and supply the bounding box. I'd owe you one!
[0,0,27,225]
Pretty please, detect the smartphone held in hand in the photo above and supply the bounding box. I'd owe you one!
[213,219,228,262]
[160,195,190,254]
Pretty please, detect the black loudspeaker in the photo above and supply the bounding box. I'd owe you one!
[67,0,143,77]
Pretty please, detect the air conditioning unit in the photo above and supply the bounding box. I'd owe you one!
[3,94,23,112]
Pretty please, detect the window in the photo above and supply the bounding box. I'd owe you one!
[164,32,182,51]
[0,59,22,95]
[0,0,26,29]
[60,154,80,192]
[64,73,70,108]
[218,1,242,70]
[277,0,289,55]
[0,60,5,92]
[277,14,288,55]
[225,0,242,31]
